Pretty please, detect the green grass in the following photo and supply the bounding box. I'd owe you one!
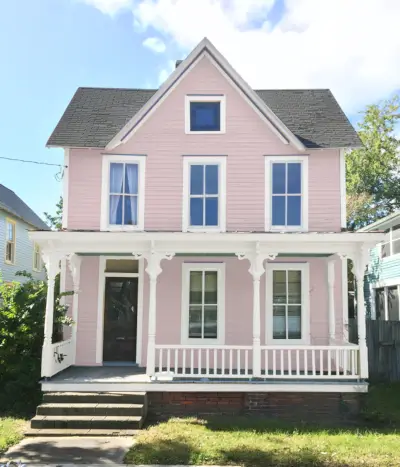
[0,417,26,455]
[125,417,400,466]
[363,382,400,424]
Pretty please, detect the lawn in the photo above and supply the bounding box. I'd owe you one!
[126,384,400,467]
[0,417,26,455]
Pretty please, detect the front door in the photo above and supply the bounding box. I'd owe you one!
[103,277,138,362]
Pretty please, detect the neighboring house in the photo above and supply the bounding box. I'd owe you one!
[0,184,48,282]
[28,38,383,433]
[360,211,400,320]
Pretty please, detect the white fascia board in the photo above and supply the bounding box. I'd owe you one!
[106,38,305,152]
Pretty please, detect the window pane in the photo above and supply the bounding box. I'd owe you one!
[190,165,204,195]
[204,271,218,304]
[124,196,138,225]
[204,306,218,338]
[189,306,202,338]
[190,102,220,131]
[110,163,124,193]
[288,270,301,304]
[125,164,138,194]
[288,305,301,339]
[190,271,203,304]
[272,196,285,226]
[205,165,218,195]
[388,286,399,321]
[205,197,218,226]
[287,196,301,226]
[393,239,400,255]
[381,242,391,258]
[375,288,385,320]
[287,163,301,194]
[190,198,203,226]
[6,242,12,262]
[106,259,139,273]
[273,305,286,339]
[273,270,286,304]
[7,223,13,241]
[272,163,286,194]
[109,195,123,225]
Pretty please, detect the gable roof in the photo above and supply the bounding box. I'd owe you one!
[0,184,49,230]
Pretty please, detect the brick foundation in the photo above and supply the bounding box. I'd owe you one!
[148,392,362,424]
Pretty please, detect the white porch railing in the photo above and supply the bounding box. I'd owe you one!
[154,344,360,380]
[155,345,253,378]
[41,339,74,378]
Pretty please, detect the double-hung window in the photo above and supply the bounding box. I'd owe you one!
[380,225,400,259]
[101,155,145,230]
[183,157,226,232]
[181,263,225,344]
[265,156,308,231]
[33,242,41,271]
[5,219,16,264]
[185,95,226,134]
[266,263,309,344]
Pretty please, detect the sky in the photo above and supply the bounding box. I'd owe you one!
[1,0,400,222]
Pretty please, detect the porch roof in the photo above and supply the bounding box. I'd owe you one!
[29,229,384,258]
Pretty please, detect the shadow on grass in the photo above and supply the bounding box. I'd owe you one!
[125,438,195,465]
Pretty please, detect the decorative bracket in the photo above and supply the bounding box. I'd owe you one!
[41,250,64,282]
[133,245,175,280]
[67,254,82,293]
[236,243,277,279]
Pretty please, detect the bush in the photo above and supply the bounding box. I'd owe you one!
[0,272,72,415]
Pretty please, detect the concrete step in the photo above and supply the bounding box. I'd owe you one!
[37,402,144,417]
[25,428,140,437]
[42,391,146,405]
[31,415,144,430]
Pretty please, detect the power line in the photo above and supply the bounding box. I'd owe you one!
[0,155,68,168]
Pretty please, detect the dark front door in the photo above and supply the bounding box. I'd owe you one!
[103,277,138,362]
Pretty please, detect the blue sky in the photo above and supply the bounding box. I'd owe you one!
[0,0,399,222]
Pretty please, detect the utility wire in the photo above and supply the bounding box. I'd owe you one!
[0,155,68,168]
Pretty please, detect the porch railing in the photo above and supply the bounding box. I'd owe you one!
[154,344,360,380]
[41,339,74,378]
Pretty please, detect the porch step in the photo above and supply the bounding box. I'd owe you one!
[29,392,147,436]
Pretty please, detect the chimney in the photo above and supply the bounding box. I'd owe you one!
[175,60,183,68]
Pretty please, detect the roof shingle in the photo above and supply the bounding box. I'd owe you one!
[47,87,361,149]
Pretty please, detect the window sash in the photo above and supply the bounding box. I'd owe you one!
[5,221,15,263]
[33,244,41,271]
[380,227,400,258]
[108,162,139,226]
[271,162,302,228]
[190,102,221,132]
[189,164,219,227]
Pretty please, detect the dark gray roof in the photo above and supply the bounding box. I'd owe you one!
[0,184,49,230]
[47,87,361,149]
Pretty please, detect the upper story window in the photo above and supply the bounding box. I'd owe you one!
[5,218,16,264]
[33,242,41,272]
[265,156,308,231]
[185,96,226,134]
[183,156,226,232]
[101,155,146,231]
[380,225,400,259]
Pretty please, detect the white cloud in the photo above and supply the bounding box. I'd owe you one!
[158,60,175,84]
[80,0,400,113]
[78,0,132,15]
[143,36,166,53]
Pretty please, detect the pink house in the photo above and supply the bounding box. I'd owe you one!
[29,38,383,432]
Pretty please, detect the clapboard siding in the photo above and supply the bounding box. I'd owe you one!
[0,210,46,282]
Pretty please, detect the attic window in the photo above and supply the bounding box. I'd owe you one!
[185,95,226,134]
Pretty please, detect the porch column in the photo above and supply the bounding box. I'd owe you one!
[67,254,82,364]
[133,247,174,377]
[327,259,336,341]
[41,251,62,378]
[237,246,277,378]
[352,246,370,379]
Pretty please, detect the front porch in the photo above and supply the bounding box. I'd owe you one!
[30,230,383,394]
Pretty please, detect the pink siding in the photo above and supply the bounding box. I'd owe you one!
[76,255,343,366]
[67,56,341,232]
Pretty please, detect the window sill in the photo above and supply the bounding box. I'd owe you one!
[4,260,15,266]
[101,225,144,232]
[185,130,225,135]
[381,253,400,262]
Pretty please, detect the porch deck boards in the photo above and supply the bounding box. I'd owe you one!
[44,366,360,385]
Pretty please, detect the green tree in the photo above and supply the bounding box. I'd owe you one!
[346,96,400,230]
[44,196,63,230]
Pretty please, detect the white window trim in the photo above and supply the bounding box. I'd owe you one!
[265,262,310,345]
[380,226,400,261]
[181,262,225,345]
[100,155,146,231]
[265,155,309,232]
[5,218,16,265]
[33,242,41,272]
[182,156,226,232]
[185,95,226,134]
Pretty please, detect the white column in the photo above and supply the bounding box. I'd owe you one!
[68,254,82,364]
[41,251,62,378]
[237,247,277,378]
[327,259,336,342]
[134,248,174,377]
[353,246,369,379]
